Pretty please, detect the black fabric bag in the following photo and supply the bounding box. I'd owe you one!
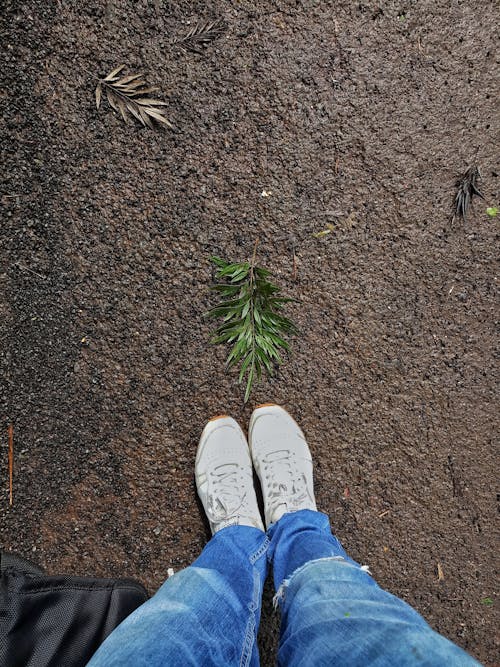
[0,551,149,667]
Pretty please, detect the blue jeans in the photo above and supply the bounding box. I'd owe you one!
[87,510,481,666]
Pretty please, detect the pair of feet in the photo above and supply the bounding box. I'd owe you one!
[196,404,317,534]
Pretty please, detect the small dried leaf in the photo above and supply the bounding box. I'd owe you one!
[118,79,147,91]
[127,102,145,125]
[313,228,332,238]
[106,88,118,111]
[140,107,154,129]
[133,86,159,95]
[145,108,174,128]
[95,83,102,109]
[116,97,129,123]
[117,73,144,85]
[437,562,444,581]
[104,64,125,81]
[136,98,169,106]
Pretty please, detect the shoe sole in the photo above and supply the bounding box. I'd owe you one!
[209,414,230,422]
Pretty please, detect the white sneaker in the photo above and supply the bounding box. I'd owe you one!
[249,404,317,528]
[196,415,265,534]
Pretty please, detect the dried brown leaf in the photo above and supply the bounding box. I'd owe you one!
[106,88,118,112]
[176,18,226,53]
[136,98,169,106]
[118,79,147,91]
[116,97,129,123]
[104,64,125,81]
[139,107,154,129]
[117,73,144,85]
[451,165,484,223]
[95,83,102,109]
[144,108,174,128]
[96,66,173,130]
[126,101,145,125]
[136,86,160,95]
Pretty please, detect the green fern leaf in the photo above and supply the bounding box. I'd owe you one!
[207,249,298,402]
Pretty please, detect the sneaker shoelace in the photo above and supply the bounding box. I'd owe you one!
[262,449,308,516]
[206,463,248,524]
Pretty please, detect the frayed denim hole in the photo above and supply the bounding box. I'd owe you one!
[272,556,370,609]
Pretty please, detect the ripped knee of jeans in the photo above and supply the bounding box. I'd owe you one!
[273,556,371,609]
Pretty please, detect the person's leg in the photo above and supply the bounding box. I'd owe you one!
[269,510,480,667]
[87,526,268,667]
[249,404,481,667]
[87,416,268,667]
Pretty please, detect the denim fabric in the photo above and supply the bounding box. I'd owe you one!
[87,510,481,666]
[87,525,268,667]
[267,509,359,588]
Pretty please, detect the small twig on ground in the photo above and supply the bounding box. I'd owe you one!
[446,454,464,498]
[15,262,46,280]
[291,246,298,281]
[251,237,259,267]
[8,424,13,506]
